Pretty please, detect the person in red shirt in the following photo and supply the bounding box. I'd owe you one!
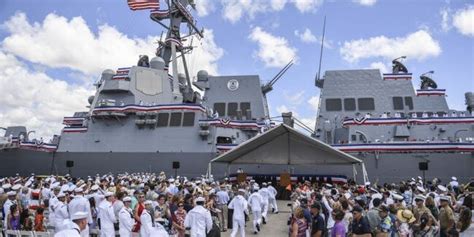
[34,207,45,232]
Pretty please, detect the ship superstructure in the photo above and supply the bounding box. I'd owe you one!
[313,58,474,182]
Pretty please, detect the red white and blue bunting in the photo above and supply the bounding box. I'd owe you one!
[343,116,474,126]
[62,117,86,125]
[216,143,238,152]
[112,67,131,80]
[19,141,57,152]
[62,127,88,133]
[199,119,267,130]
[333,142,474,153]
[383,73,412,80]
[93,104,206,114]
[416,89,446,96]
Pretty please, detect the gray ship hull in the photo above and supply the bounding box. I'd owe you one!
[1,149,472,183]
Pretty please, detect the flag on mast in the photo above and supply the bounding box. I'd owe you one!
[127,0,159,11]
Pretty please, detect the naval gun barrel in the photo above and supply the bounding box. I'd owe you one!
[262,59,293,94]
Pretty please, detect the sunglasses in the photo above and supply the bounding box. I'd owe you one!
[178,205,184,207]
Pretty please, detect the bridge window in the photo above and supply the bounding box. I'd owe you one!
[404,96,414,110]
[358,98,375,111]
[227,102,238,117]
[240,102,251,113]
[326,99,342,111]
[182,112,195,126]
[157,113,169,127]
[393,97,404,110]
[213,103,225,117]
[169,112,182,127]
[217,136,232,144]
[344,98,356,111]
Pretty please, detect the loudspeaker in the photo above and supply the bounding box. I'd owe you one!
[172,161,180,169]
[66,160,74,168]
[419,162,428,171]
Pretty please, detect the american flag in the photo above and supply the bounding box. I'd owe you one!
[127,0,159,11]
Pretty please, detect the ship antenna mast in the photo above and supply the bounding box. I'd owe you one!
[315,16,326,84]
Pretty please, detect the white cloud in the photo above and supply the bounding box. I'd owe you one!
[221,0,289,23]
[1,12,224,77]
[0,51,93,140]
[453,5,474,37]
[195,0,216,17]
[353,0,377,6]
[183,29,224,77]
[294,28,317,43]
[339,30,441,63]
[292,0,323,13]
[249,26,298,67]
[276,105,291,114]
[369,61,389,73]
[284,90,305,105]
[307,96,320,111]
[440,8,451,32]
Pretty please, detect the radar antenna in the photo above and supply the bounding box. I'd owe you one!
[392,56,408,73]
[420,70,437,89]
[315,16,326,88]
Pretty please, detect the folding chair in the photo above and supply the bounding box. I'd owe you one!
[4,229,19,237]
[33,231,52,237]
[17,230,34,237]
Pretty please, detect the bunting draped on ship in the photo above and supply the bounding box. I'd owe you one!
[19,141,57,152]
[112,67,131,80]
[382,73,412,80]
[416,89,446,96]
[227,174,347,184]
[127,0,159,11]
[199,119,267,130]
[93,104,206,114]
[342,116,474,126]
[333,142,474,153]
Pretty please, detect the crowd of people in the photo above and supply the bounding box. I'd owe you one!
[0,171,279,237]
[286,176,473,237]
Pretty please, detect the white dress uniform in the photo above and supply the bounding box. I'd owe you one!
[267,185,278,213]
[184,204,213,237]
[98,199,117,237]
[139,209,154,237]
[119,207,135,237]
[228,194,249,237]
[54,222,81,237]
[258,187,270,219]
[3,198,15,228]
[68,195,93,237]
[248,191,264,233]
[49,194,59,228]
[54,201,70,232]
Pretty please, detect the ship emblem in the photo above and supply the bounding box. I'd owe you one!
[227,79,239,91]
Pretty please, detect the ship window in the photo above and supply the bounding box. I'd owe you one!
[404,97,414,110]
[351,134,357,141]
[217,136,232,144]
[169,112,182,127]
[157,113,169,127]
[213,103,225,117]
[240,102,251,113]
[437,111,445,117]
[416,112,423,118]
[326,99,342,111]
[358,98,375,111]
[344,98,356,111]
[393,97,404,110]
[182,112,195,126]
[227,102,238,117]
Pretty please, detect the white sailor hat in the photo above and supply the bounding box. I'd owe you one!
[25,180,32,187]
[417,176,422,180]
[71,211,88,221]
[168,178,175,182]
[12,184,21,191]
[2,183,12,189]
[104,191,114,197]
[392,193,404,201]
[144,200,153,205]
[451,176,457,181]
[262,182,267,186]
[57,192,66,198]
[325,183,333,188]
[123,196,132,202]
[416,186,426,193]
[372,193,383,200]
[238,189,246,193]
[414,195,426,201]
[439,195,451,202]
[195,197,206,202]
[437,185,447,192]
[74,187,83,193]
[7,191,16,196]
[91,184,99,191]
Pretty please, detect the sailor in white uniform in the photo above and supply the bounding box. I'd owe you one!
[54,192,70,232]
[184,196,213,237]
[258,183,270,224]
[68,187,92,237]
[3,190,16,228]
[267,183,278,213]
[140,200,154,237]
[248,187,264,234]
[119,196,135,237]
[229,189,249,237]
[97,191,117,237]
[54,211,89,237]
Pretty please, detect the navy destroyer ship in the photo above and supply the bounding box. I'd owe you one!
[0,0,280,177]
[313,57,474,182]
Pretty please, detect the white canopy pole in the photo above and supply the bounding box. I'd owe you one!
[352,164,358,182]
[362,163,369,184]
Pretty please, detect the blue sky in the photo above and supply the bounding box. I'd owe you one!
[0,0,473,138]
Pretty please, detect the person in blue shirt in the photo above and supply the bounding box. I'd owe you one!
[351,205,371,236]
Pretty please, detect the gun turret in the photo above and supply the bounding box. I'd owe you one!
[261,59,293,94]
